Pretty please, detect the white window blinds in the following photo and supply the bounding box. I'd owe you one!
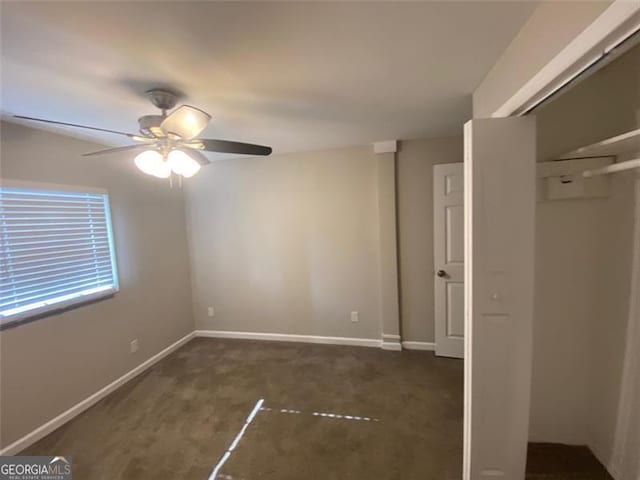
[0,184,119,324]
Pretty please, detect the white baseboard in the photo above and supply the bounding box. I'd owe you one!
[381,341,402,351]
[381,333,402,351]
[197,330,437,353]
[402,341,436,351]
[0,331,195,456]
[1,329,409,455]
[195,330,381,348]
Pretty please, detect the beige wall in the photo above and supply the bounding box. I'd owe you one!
[186,137,462,343]
[0,122,194,448]
[186,146,383,339]
[529,43,639,464]
[473,1,611,118]
[397,137,463,342]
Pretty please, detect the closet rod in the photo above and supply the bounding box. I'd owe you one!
[583,158,640,177]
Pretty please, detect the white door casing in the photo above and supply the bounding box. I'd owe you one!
[463,117,536,480]
[434,163,465,359]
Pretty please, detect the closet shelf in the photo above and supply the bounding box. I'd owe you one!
[556,128,640,160]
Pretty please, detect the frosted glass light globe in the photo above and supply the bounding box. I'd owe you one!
[168,149,201,178]
[134,150,171,178]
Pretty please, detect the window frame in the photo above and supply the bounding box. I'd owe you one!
[0,179,120,327]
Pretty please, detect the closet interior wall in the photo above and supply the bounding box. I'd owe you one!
[529,43,640,469]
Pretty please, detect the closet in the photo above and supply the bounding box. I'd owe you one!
[527,41,640,480]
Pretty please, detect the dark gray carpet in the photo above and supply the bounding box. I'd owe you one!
[21,338,464,479]
[19,338,609,479]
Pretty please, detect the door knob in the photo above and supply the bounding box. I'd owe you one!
[437,270,447,278]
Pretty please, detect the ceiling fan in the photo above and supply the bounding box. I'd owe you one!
[14,89,272,179]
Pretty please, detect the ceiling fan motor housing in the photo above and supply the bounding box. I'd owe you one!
[146,88,178,111]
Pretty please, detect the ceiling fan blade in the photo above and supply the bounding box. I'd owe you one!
[175,148,210,166]
[14,115,143,140]
[198,139,272,156]
[82,145,151,157]
[160,105,211,140]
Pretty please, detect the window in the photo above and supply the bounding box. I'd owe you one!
[0,182,119,325]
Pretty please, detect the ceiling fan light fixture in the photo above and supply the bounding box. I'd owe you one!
[15,92,272,184]
[149,126,165,138]
[134,150,171,178]
[130,135,155,143]
[160,105,211,140]
[182,140,205,150]
[168,149,201,178]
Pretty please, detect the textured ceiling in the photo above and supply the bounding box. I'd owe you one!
[1,1,536,158]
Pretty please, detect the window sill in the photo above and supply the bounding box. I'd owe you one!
[0,288,119,331]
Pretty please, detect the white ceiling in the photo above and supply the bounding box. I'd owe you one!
[1,1,536,157]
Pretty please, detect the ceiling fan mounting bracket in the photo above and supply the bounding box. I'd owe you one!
[146,88,178,112]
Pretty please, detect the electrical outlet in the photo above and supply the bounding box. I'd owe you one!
[130,339,139,354]
[350,311,359,323]
[207,306,215,317]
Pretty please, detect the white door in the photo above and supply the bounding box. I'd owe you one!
[434,163,465,358]
[463,117,536,480]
